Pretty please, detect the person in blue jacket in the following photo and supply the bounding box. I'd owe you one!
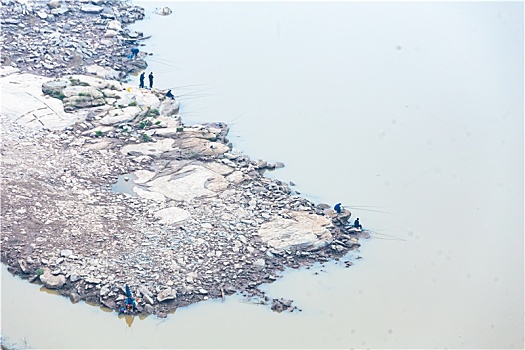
[131,47,139,59]
[334,203,342,214]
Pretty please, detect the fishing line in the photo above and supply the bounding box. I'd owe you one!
[175,88,213,98]
[167,83,210,90]
[145,58,180,69]
[365,229,408,241]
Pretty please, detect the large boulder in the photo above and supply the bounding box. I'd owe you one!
[255,211,333,251]
[154,7,172,16]
[158,98,179,116]
[42,78,70,98]
[154,207,190,225]
[86,65,119,80]
[62,95,104,111]
[80,5,103,14]
[98,106,142,125]
[157,288,176,302]
[39,268,66,289]
[47,0,61,9]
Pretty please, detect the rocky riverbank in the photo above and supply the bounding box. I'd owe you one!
[1,0,148,79]
[0,0,368,318]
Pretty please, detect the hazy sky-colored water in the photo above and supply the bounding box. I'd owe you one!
[1,1,523,349]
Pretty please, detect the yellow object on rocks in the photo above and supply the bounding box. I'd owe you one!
[127,87,131,92]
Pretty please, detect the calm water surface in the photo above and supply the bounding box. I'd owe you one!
[1,1,523,349]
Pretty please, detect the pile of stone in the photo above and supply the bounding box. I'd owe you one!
[0,69,365,317]
[1,0,147,78]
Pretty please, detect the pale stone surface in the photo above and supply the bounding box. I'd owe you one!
[40,268,66,289]
[154,207,190,225]
[226,170,245,184]
[157,288,176,302]
[203,162,235,176]
[121,138,174,156]
[255,211,333,251]
[99,106,142,125]
[143,165,219,201]
[134,169,156,184]
[85,65,120,80]
[0,71,81,129]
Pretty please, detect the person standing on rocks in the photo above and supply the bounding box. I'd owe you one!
[131,47,139,59]
[148,72,154,89]
[139,72,145,88]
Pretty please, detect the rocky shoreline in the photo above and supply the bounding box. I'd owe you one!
[0,0,368,318]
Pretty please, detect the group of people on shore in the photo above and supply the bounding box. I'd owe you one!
[132,47,174,100]
[139,71,154,89]
[334,202,362,230]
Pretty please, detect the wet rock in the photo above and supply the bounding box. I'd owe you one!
[40,269,66,289]
[70,292,81,303]
[101,298,116,309]
[18,259,29,273]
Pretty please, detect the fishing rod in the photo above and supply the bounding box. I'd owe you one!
[228,111,249,125]
[145,57,180,69]
[343,206,393,214]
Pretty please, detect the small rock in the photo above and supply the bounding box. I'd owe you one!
[100,286,110,296]
[69,293,81,303]
[70,272,80,282]
[18,259,28,273]
[144,304,154,314]
[85,277,102,284]
[143,294,154,305]
[253,258,266,269]
[40,269,66,289]
[47,0,61,9]
[157,288,176,302]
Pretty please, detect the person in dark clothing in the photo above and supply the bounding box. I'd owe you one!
[131,47,139,59]
[166,89,175,99]
[334,203,342,214]
[148,72,154,89]
[139,72,145,88]
[353,218,362,230]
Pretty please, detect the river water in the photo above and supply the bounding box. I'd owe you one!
[1,1,523,349]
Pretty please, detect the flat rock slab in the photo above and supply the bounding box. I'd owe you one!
[121,138,175,156]
[255,211,333,251]
[154,207,190,224]
[142,164,225,202]
[0,71,81,129]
